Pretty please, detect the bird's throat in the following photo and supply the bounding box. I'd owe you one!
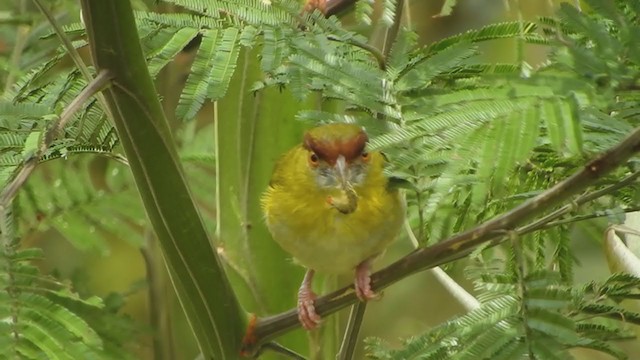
[327,183,358,214]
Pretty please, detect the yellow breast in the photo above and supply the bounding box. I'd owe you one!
[262,147,404,274]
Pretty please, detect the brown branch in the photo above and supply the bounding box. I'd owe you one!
[0,70,112,208]
[303,0,327,14]
[243,126,640,353]
[516,170,640,235]
[329,36,386,71]
[326,0,357,17]
[303,0,357,17]
[543,206,640,228]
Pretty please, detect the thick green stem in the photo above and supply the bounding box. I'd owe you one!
[79,1,245,358]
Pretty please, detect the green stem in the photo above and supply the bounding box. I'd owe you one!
[141,231,172,360]
[4,0,28,91]
[261,342,306,359]
[336,302,366,360]
[32,0,92,82]
[517,170,640,234]
[79,1,245,358]
[543,206,640,227]
[511,232,535,358]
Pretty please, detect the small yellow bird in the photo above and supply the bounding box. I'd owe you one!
[261,123,405,329]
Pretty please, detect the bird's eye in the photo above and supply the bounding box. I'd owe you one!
[309,153,319,165]
[361,152,370,161]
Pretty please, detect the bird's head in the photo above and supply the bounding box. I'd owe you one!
[302,123,372,189]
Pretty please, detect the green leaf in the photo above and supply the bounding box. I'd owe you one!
[21,130,42,159]
[147,27,200,77]
[434,0,457,18]
[527,308,577,342]
[380,0,398,27]
[397,41,477,92]
[23,293,103,348]
[208,27,241,99]
[574,338,628,360]
[355,0,374,25]
[525,288,571,309]
[176,28,220,120]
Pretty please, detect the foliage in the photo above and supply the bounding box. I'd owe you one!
[0,207,137,358]
[0,0,639,358]
[366,265,639,360]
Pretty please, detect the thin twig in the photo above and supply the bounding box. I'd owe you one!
[430,267,480,311]
[0,70,112,208]
[511,231,535,358]
[213,64,267,313]
[4,0,116,212]
[516,170,640,235]
[404,220,419,248]
[244,125,640,352]
[336,301,367,360]
[543,206,640,228]
[351,39,386,71]
[141,230,171,360]
[406,221,480,311]
[574,0,582,12]
[32,0,113,118]
[326,0,356,16]
[327,0,405,74]
[327,36,386,71]
[240,56,271,314]
[4,0,28,91]
[32,0,93,84]
[260,342,307,360]
[403,0,412,29]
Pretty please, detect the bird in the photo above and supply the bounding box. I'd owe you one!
[261,123,405,329]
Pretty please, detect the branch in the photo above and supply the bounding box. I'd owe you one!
[0,70,112,208]
[326,0,356,16]
[303,0,357,17]
[516,170,640,235]
[244,125,640,351]
[337,302,367,360]
[259,343,306,360]
[33,0,90,80]
[32,0,111,115]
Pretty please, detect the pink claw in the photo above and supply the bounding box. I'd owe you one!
[354,258,378,301]
[297,270,322,330]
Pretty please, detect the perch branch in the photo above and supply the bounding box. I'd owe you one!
[243,125,640,352]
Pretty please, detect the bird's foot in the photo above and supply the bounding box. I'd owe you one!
[298,270,322,330]
[354,258,379,301]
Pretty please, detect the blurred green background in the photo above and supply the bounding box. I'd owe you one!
[1,1,634,359]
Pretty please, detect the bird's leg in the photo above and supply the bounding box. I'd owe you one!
[298,269,322,330]
[354,257,378,301]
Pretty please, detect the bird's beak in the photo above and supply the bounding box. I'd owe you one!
[329,154,358,213]
[334,155,348,188]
